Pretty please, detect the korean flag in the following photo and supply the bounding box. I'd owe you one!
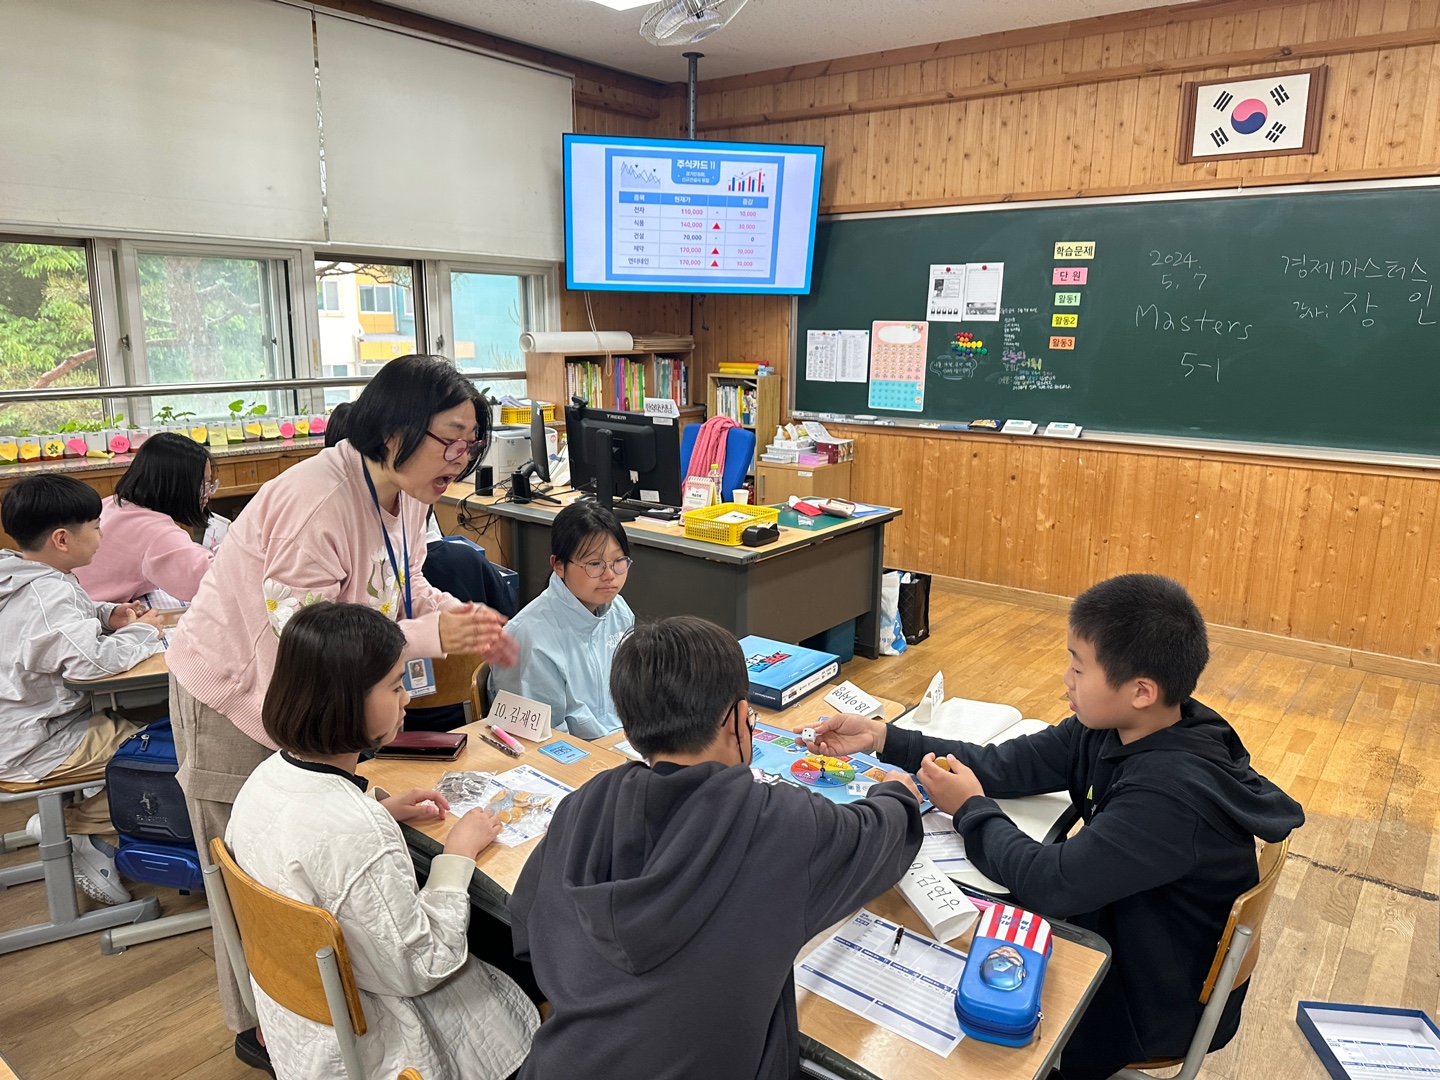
[1190,71,1313,158]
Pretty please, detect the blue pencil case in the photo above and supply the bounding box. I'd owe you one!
[954,905,1053,1047]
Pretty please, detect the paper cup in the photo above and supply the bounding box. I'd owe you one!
[732,489,751,505]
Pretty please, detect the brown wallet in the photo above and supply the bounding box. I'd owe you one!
[374,730,468,761]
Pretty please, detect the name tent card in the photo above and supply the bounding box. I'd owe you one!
[825,680,884,718]
[898,855,981,942]
[487,690,552,743]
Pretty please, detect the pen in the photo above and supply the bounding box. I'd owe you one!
[489,726,525,756]
[478,731,521,758]
[890,925,904,956]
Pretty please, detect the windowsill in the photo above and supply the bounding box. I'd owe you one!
[0,436,326,478]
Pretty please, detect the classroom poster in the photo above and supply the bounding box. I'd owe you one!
[925,264,966,321]
[962,262,1005,321]
[867,321,928,412]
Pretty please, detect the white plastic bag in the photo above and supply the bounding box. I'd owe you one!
[879,571,907,655]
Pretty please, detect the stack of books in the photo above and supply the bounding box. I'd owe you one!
[632,333,694,353]
[717,361,774,378]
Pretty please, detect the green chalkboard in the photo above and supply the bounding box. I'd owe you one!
[794,185,1440,456]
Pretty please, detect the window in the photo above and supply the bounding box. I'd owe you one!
[315,258,416,405]
[317,278,341,313]
[0,239,104,435]
[358,284,393,314]
[448,270,537,396]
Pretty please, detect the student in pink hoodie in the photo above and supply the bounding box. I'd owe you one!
[166,356,519,1074]
[75,432,216,604]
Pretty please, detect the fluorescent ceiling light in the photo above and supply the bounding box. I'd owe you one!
[587,0,654,9]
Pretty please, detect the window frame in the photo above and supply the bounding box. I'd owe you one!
[429,257,557,385]
[113,238,307,424]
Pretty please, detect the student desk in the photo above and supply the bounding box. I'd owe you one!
[359,711,1111,1080]
[436,485,902,659]
[63,652,171,710]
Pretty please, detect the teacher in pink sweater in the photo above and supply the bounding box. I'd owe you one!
[167,355,518,1063]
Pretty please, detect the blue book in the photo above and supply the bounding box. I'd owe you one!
[738,635,841,709]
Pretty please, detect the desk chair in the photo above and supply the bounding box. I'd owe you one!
[471,661,492,720]
[1113,836,1291,1080]
[680,424,757,501]
[0,771,160,955]
[206,837,369,1079]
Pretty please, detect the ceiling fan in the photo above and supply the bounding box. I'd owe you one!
[639,0,749,46]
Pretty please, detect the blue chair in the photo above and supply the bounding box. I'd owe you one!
[680,425,757,501]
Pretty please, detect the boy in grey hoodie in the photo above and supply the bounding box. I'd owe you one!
[509,616,924,1080]
[0,474,166,904]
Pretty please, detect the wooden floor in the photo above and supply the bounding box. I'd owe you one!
[2,579,1436,1079]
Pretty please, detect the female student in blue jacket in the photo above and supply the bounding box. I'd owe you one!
[489,501,634,739]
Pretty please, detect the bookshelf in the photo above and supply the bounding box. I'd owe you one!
[524,339,705,432]
[706,373,781,438]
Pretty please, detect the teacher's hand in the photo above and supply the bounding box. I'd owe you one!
[439,603,520,667]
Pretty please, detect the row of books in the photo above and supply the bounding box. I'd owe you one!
[563,356,691,410]
[565,360,604,407]
[714,381,759,427]
[653,356,690,407]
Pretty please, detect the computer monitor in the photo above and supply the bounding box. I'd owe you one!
[565,403,683,520]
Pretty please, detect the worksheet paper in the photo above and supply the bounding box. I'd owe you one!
[806,329,870,384]
[796,908,967,1057]
[920,811,972,873]
[925,264,967,322]
[963,262,1005,321]
[805,330,839,382]
[1313,1015,1440,1079]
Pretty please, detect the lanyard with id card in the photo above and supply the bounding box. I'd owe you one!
[363,462,436,697]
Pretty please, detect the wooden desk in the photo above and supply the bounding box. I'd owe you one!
[63,651,170,710]
[361,712,1110,1080]
[437,485,902,658]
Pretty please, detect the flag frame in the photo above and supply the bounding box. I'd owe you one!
[1177,65,1328,164]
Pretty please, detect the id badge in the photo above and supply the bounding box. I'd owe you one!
[403,657,437,698]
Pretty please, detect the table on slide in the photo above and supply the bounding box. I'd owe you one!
[436,485,902,659]
[359,688,1110,1080]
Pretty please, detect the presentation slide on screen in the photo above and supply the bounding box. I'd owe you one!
[566,135,824,294]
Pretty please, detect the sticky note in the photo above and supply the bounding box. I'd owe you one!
[1049,336,1077,350]
[1054,292,1082,306]
[1053,241,1096,259]
[1052,313,1079,328]
[1051,267,1089,285]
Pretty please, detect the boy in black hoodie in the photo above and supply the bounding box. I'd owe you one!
[509,616,924,1080]
[805,574,1304,1080]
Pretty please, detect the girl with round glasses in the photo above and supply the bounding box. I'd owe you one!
[490,500,635,740]
[77,431,217,605]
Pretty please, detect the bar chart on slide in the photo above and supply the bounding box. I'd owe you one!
[605,148,785,284]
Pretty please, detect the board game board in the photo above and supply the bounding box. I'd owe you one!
[750,721,895,804]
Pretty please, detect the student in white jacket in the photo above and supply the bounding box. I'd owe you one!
[226,601,536,1080]
[0,475,166,905]
[489,501,635,740]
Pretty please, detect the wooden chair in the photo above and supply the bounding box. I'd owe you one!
[471,661,492,720]
[205,837,369,1079]
[425,652,484,722]
[0,768,160,954]
[1113,836,1291,1080]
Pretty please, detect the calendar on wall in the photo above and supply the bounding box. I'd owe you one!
[867,320,929,412]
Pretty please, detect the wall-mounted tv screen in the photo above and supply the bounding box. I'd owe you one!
[564,134,824,295]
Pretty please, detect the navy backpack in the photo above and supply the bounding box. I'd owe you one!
[105,719,205,892]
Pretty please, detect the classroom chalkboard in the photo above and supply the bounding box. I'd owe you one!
[793,184,1440,456]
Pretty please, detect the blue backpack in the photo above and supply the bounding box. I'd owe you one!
[105,719,205,893]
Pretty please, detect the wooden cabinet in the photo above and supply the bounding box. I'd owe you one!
[755,460,853,504]
[706,373,781,442]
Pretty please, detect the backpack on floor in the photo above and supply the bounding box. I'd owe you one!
[105,719,205,893]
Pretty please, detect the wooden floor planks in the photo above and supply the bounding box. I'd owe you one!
[1,578,1435,1079]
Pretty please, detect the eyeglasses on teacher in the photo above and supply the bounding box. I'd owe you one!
[426,430,485,463]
